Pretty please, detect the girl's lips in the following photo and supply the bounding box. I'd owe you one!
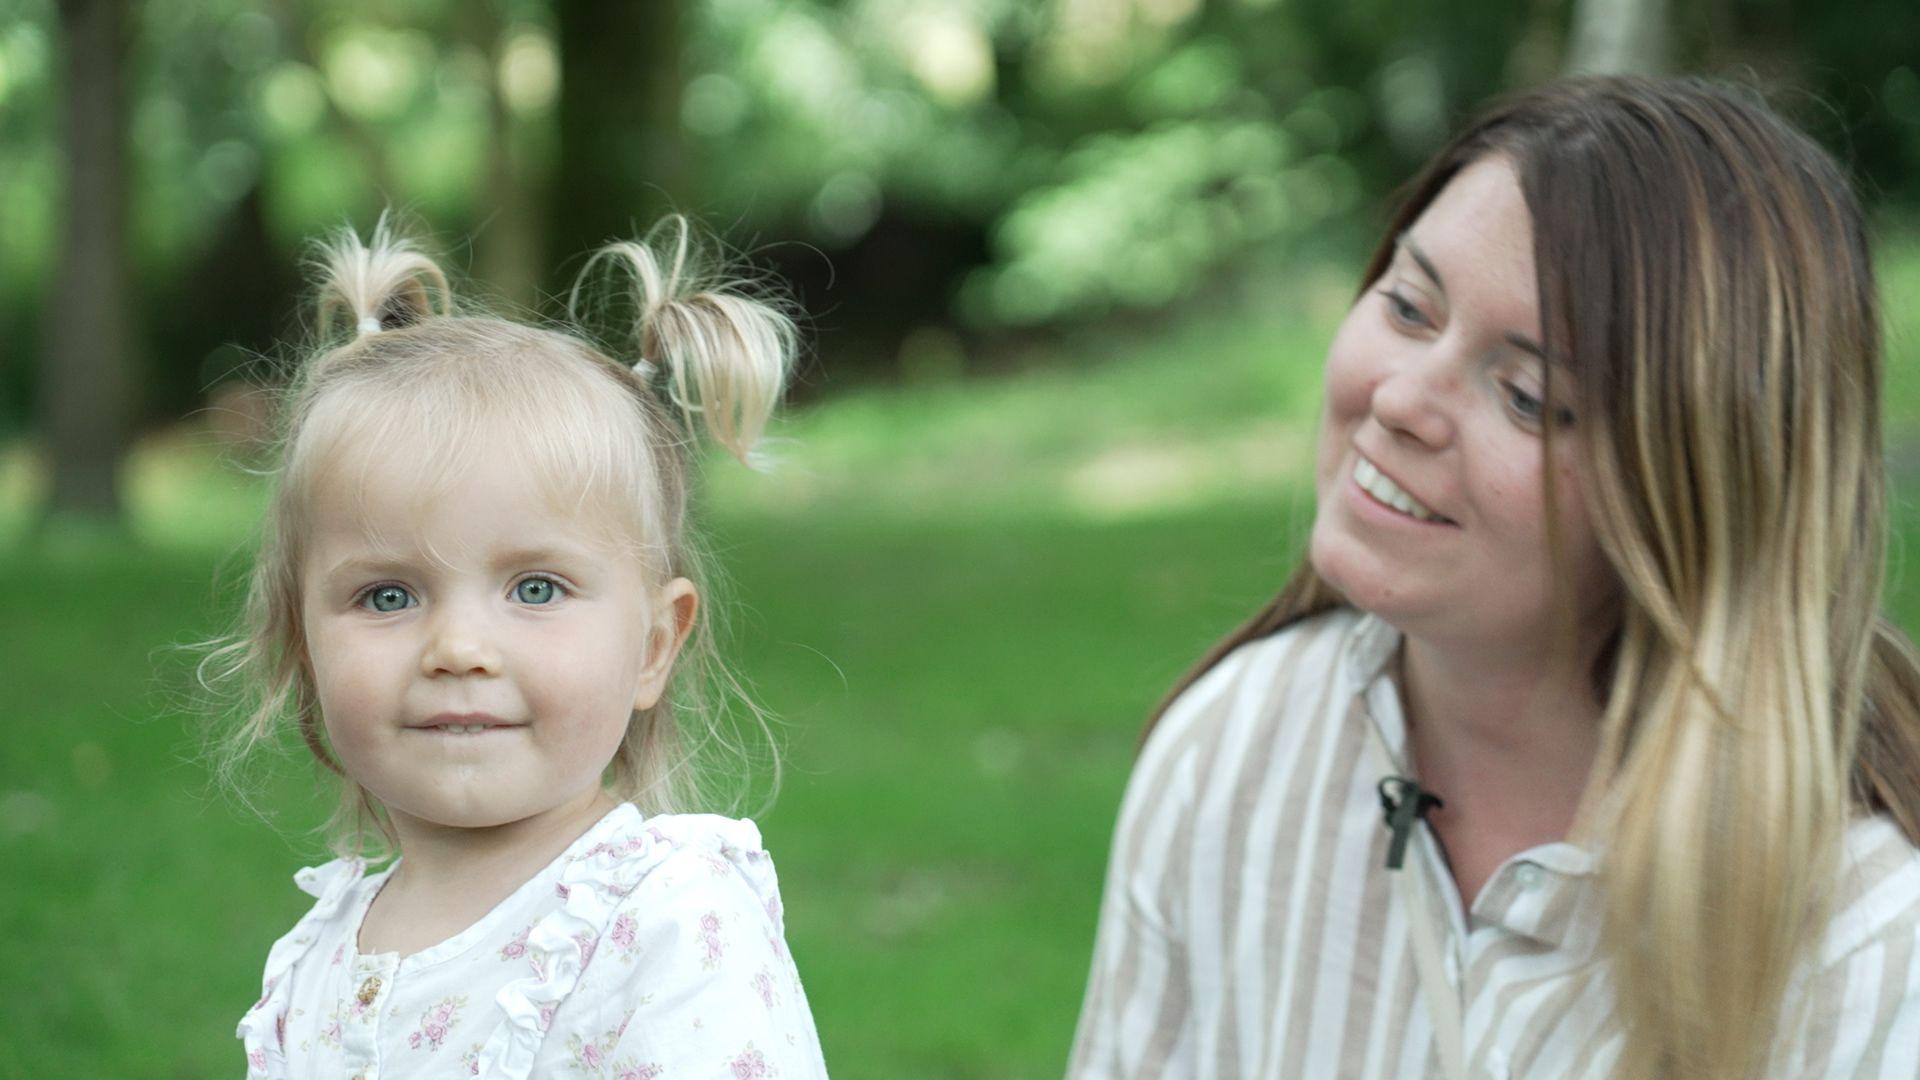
[408,713,526,733]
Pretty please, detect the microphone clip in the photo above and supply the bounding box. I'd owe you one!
[1377,776,1444,871]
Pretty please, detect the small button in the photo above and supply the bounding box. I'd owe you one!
[356,976,382,1005]
[1514,863,1543,889]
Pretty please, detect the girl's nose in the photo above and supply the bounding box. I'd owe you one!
[419,602,502,677]
[1367,351,1457,449]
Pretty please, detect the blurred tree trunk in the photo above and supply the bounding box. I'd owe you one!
[41,0,135,524]
[548,0,684,302]
[468,4,543,312]
[1567,0,1671,74]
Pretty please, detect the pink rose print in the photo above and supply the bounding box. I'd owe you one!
[458,1045,482,1075]
[730,1045,772,1078]
[556,881,571,899]
[764,897,788,959]
[583,835,650,860]
[615,1064,664,1080]
[539,1002,558,1033]
[500,923,532,961]
[568,1029,623,1072]
[610,911,638,954]
[406,995,466,1052]
[575,929,598,967]
[753,968,776,1008]
[318,1008,344,1049]
[275,1010,288,1048]
[248,1049,266,1071]
[330,942,346,966]
[700,911,724,968]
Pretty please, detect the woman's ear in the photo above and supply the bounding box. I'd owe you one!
[633,578,699,712]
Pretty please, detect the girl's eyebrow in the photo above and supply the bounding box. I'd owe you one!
[320,553,413,586]
[319,543,601,586]
[1396,232,1548,361]
[486,543,603,570]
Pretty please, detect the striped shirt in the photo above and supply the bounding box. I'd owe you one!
[1068,608,1920,1078]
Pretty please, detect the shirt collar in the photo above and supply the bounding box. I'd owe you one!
[1342,610,1604,954]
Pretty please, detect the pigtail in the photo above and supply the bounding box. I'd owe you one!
[570,216,796,466]
[311,211,453,340]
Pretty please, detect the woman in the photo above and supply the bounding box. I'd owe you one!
[1069,77,1920,1079]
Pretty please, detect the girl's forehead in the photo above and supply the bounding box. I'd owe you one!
[301,430,642,559]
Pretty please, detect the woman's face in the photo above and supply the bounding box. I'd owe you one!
[1308,155,1617,653]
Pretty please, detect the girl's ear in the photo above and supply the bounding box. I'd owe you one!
[632,578,699,712]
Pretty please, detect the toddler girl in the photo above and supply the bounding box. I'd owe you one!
[217,215,827,1077]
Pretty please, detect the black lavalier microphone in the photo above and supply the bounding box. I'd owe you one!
[1377,776,1445,870]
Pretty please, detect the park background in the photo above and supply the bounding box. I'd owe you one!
[4,0,1920,1075]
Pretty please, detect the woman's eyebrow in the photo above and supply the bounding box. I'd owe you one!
[1399,232,1547,360]
[1398,232,1447,295]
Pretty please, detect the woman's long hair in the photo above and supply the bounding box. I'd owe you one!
[1150,77,1920,1078]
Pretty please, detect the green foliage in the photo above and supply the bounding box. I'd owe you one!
[5,0,1920,447]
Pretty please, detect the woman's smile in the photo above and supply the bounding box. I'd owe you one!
[1348,453,1458,526]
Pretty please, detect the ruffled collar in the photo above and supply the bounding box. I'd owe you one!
[239,804,774,1079]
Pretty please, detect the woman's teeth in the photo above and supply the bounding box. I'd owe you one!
[1354,457,1450,523]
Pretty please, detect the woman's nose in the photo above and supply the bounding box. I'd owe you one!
[419,600,502,677]
[1367,351,1457,449]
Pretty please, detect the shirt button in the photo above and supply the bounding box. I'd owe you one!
[356,975,382,1005]
[1515,863,1543,889]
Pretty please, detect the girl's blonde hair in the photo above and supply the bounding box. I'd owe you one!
[1148,77,1920,1078]
[200,213,798,855]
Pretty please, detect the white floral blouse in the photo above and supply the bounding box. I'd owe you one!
[236,805,828,1078]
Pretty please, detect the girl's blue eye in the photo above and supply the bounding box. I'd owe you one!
[514,577,564,605]
[362,585,414,613]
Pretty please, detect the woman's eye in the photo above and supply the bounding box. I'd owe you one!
[1501,381,1547,422]
[360,585,415,613]
[513,577,566,605]
[1500,381,1576,427]
[1379,289,1431,329]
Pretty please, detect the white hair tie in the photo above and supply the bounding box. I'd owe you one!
[632,357,658,379]
[357,316,382,337]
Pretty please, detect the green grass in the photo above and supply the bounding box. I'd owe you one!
[6,235,1920,1076]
